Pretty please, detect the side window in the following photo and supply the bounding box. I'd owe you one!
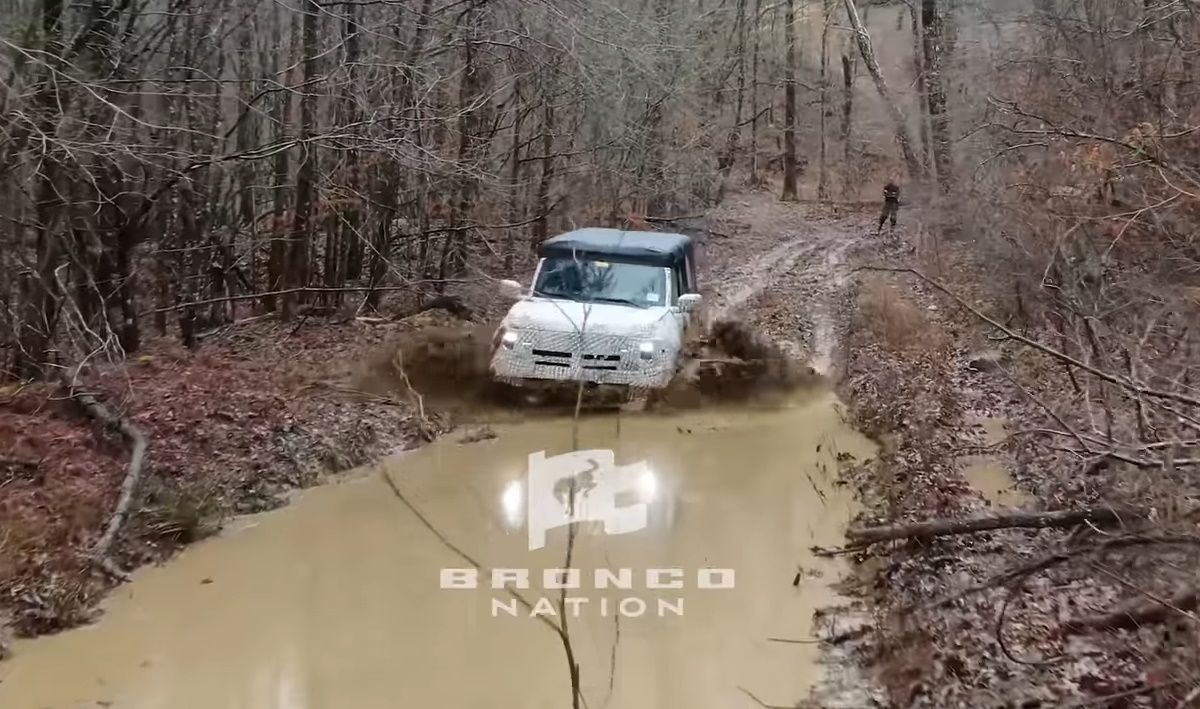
[671,266,684,304]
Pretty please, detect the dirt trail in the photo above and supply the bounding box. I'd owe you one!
[701,191,866,374]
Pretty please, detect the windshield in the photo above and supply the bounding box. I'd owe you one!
[533,256,668,307]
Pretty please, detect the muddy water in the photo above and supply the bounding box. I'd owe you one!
[962,414,1028,508]
[0,389,874,709]
[962,458,1029,508]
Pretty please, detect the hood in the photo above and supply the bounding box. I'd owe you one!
[502,298,673,337]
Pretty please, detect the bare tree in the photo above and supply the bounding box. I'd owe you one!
[0,0,795,377]
[921,0,953,190]
[281,0,320,321]
[781,0,800,201]
[817,0,833,202]
[842,0,924,179]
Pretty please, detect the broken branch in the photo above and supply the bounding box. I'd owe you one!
[845,507,1141,546]
[1063,586,1199,636]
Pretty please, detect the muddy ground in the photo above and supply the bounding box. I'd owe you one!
[827,224,1200,705]
[0,186,846,650]
[3,184,1185,708]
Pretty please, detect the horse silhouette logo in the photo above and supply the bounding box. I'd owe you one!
[526,449,651,551]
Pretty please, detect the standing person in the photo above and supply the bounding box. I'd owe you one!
[877,178,901,233]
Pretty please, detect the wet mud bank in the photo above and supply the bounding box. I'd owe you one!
[830,253,1035,707]
[705,195,885,708]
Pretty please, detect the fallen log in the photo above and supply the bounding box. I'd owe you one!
[1062,586,1198,636]
[845,507,1142,546]
[61,375,149,568]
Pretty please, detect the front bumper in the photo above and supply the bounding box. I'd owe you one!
[490,328,676,389]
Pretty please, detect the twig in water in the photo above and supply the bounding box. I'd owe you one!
[737,685,791,708]
[378,470,560,636]
[391,347,435,441]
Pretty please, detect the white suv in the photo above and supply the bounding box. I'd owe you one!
[490,228,702,391]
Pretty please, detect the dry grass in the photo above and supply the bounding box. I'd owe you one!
[858,278,950,355]
[131,477,222,546]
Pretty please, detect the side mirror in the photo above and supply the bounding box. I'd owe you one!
[499,279,523,299]
[677,293,702,313]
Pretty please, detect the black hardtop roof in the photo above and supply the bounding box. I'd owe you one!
[540,228,693,266]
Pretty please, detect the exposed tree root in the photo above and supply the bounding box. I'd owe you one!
[60,374,149,570]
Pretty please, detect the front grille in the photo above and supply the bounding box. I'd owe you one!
[491,326,675,389]
[528,334,629,367]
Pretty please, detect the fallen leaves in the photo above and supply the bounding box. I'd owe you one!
[0,316,427,637]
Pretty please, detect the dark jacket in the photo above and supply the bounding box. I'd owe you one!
[883,182,900,204]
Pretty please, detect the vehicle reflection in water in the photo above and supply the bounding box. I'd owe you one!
[498,463,662,533]
[501,479,524,530]
[0,389,874,709]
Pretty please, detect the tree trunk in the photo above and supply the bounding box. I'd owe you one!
[909,2,933,172]
[718,0,748,199]
[841,48,855,199]
[842,0,923,179]
[645,0,675,215]
[504,78,522,273]
[13,0,66,379]
[780,0,799,201]
[845,507,1138,546]
[922,0,954,191]
[531,100,556,252]
[443,7,482,280]
[282,0,319,321]
[817,0,832,202]
[236,21,259,296]
[749,0,763,186]
[264,9,294,313]
[340,1,363,284]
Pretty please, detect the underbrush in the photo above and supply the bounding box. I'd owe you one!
[847,277,966,517]
[843,230,1200,707]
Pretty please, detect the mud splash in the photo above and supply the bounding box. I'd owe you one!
[0,389,873,709]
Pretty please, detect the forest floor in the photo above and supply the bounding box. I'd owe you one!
[0,306,448,644]
[2,185,1186,708]
[815,211,1197,707]
[686,186,1192,708]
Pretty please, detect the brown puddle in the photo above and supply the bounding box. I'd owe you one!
[961,414,1028,508]
[0,389,874,709]
[962,458,1029,508]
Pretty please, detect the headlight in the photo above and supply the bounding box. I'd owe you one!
[501,330,520,349]
[638,341,655,360]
